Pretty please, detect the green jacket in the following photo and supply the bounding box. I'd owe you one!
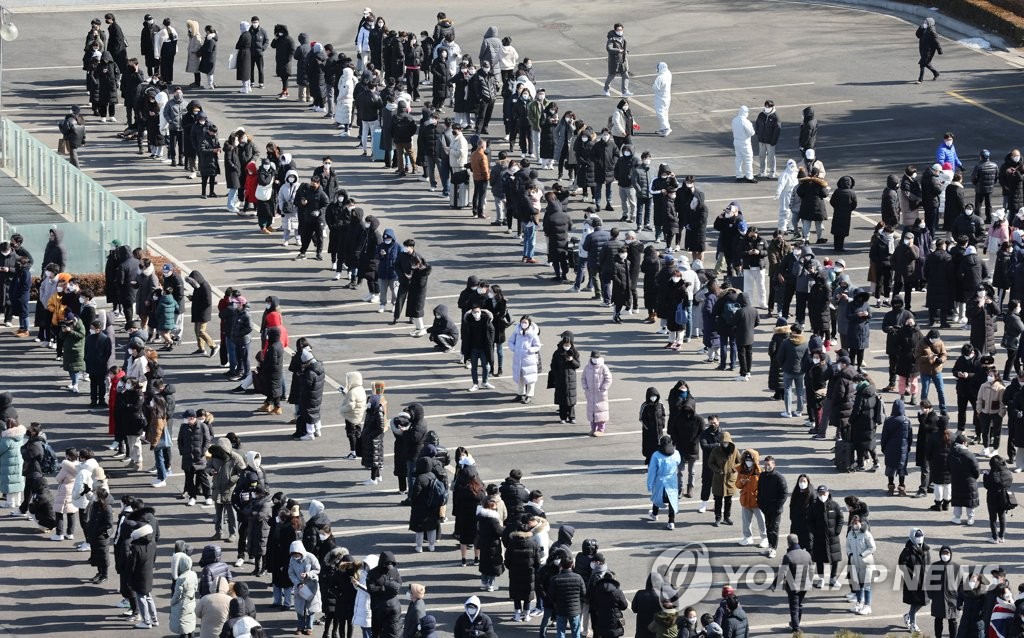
[62,318,86,373]
[527,98,548,131]
[154,294,179,331]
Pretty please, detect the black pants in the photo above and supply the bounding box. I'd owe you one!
[855,447,877,468]
[956,389,976,431]
[738,345,753,375]
[393,283,410,321]
[919,461,931,491]
[893,273,913,309]
[713,494,732,521]
[934,618,957,638]
[558,402,575,422]
[182,466,211,499]
[975,191,993,222]
[251,54,265,84]
[979,412,1002,449]
[918,59,939,81]
[850,348,865,369]
[167,130,183,163]
[475,101,494,132]
[299,225,324,257]
[345,420,362,453]
[90,376,105,405]
[989,503,1006,539]
[201,175,216,196]
[651,490,675,523]
[763,510,781,549]
[815,560,838,581]
[91,540,109,576]
[778,283,795,318]
[55,511,77,535]
[472,180,488,214]
[874,265,893,299]
[787,590,806,629]
[700,466,714,501]
[405,69,420,101]
[795,291,808,325]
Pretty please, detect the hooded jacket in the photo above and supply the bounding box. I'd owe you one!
[454,595,497,638]
[208,437,245,504]
[478,27,502,73]
[736,448,762,509]
[708,432,740,497]
[799,106,817,151]
[126,523,157,594]
[731,106,754,144]
[340,371,367,424]
[880,399,912,472]
[42,229,68,273]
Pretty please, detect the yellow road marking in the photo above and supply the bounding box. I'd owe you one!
[946,90,1024,128]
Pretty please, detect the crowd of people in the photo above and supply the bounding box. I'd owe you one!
[10,4,1024,638]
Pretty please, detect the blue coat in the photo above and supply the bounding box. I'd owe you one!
[0,425,25,493]
[935,143,961,171]
[880,399,912,473]
[647,448,681,512]
[376,228,400,280]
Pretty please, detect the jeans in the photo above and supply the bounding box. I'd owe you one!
[594,182,613,207]
[555,614,582,638]
[136,593,157,625]
[226,339,239,375]
[523,223,537,259]
[227,188,238,211]
[233,340,250,376]
[424,155,438,189]
[473,180,488,214]
[154,446,169,481]
[920,373,946,412]
[787,590,806,629]
[360,119,378,150]
[783,372,806,414]
[471,348,489,385]
[637,198,652,228]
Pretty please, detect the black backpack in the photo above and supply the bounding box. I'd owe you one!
[40,441,59,475]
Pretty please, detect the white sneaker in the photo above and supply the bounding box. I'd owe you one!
[151,480,166,488]
[333,273,343,280]
[186,498,196,506]
[666,522,675,530]
[299,434,314,441]
[656,327,669,335]
[133,621,152,629]
[362,294,373,302]
[375,477,383,484]
[282,240,290,247]
[758,539,769,549]
[845,593,858,602]
[734,375,746,382]
[482,382,495,389]
[850,604,862,613]
[65,533,74,540]
[698,501,708,513]
[162,158,173,164]
[966,516,975,526]
[50,533,63,541]
[116,599,131,609]
[767,548,777,558]
[468,385,479,392]
[361,478,377,486]
[369,294,380,304]
[950,515,961,524]
[602,89,611,96]
[204,498,213,507]
[513,611,522,622]
[377,307,386,313]
[779,411,791,418]
[738,537,753,546]
[858,605,872,615]
[647,513,658,521]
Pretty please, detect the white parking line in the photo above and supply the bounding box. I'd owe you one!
[554,82,816,102]
[553,59,656,115]
[698,99,854,115]
[539,65,777,83]
[533,49,720,63]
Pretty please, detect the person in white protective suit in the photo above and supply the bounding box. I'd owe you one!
[775,159,800,232]
[652,62,672,137]
[732,106,756,182]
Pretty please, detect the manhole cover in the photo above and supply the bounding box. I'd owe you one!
[540,22,570,31]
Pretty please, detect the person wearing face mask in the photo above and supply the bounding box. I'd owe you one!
[948,432,980,525]
[602,23,630,97]
[1001,150,1024,215]
[549,331,580,424]
[553,111,576,181]
[84,318,113,407]
[581,351,613,436]
[983,455,1014,544]
[639,387,667,466]
[965,282,996,358]
[897,528,930,632]
[610,248,631,323]
[731,106,756,183]
[631,152,654,231]
[787,474,813,551]
[914,17,942,83]
[609,99,633,149]
[975,366,1005,457]
[842,516,876,616]
[708,431,739,526]
[247,17,268,89]
[650,62,672,137]
[753,100,781,179]
[462,304,494,392]
[735,449,767,548]
[508,315,542,404]
[806,485,843,588]
[880,398,913,495]
[828,176,857,253]
[312,156,339,201]
[899,164,923,224]
[756,456,787,559]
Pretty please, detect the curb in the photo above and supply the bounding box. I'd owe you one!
[786,0,1024,64]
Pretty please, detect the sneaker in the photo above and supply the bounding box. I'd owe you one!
[482,382,495,389]
[738,537,753,546]
[647,512,658,521]
[966,516,975,526]
[77,543,91,552]
[468,385,479,392]
[845,593,858,602]
[299,434,314,441]
[513,611,522,622]
[767,548,777,558]
[666,522,675,530]
[234,557,245,567]
[698,501,707,513]
[133,621,152,629]
[65,533,74,540]
[204,498,213,507]
[857,605,872,615]
[733,375,746,382]
[622,91,634,97]
[116,599,132,609]
[50,533,64,541]
[360,478,378,486]
[186,498,196,506]
[850,604,863,614]
[903,613,912,629]
[779,411,791,418]
[758,539,769,549]
[344,451,358,460]
[528,609,543,619]
[151,480,166,488]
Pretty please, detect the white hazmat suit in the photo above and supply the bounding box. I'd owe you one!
[652,62,672,136]
[731,106,755,180]
[775,159,800,231]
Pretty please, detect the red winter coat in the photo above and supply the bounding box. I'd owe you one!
[244,161,258,204]
[108,370,125,435]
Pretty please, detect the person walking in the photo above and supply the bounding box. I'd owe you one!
[646,435,681,530]
[601,24,630,97]
[898,528,930,632]
[777,534,812,632]
[581,351,612,436]
[652,63,671,137]
[914,18,942,84]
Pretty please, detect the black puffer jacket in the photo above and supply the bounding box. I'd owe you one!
[297,359,325,422]
[587,571,628,638]
[367,551,403,638]
[177,421,212,469]
[948,444,980,508]
[807,496,843,563]
[360,396,386,470]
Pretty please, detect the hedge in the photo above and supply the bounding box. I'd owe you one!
[905,0,1024,46]
[29,251,171,301]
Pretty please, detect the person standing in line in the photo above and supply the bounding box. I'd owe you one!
[646,435,681,530]
[971,149,999,222]
[581,351,612,436]
[248,17,269,89]
[731,106,755,183]
[601,24,630,97]
[845,516,875,615]
[757,455,788,559]
[754,100,781,179]
[897,527,930,633]
[508,315,542,404]
[156,18,178,83]
[462,305,495,393]
[914,18,942,84]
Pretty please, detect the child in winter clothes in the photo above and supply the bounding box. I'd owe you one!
[639,387,666,464]
[242,160,258,214]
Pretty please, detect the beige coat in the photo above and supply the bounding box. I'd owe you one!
[54,458,79,514]
[977,379,1006,416]
[185,21,204,73]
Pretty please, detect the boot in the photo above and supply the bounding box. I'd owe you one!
[887,483,895,496]
[908,394,917,406]
[928,501,942,511]
[941,499,950,511]
[897,485,907,497]
[255,401,272,413]
[271,406,284,415]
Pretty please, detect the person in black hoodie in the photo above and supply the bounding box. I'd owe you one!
[185,270,215,357]
[914,18,942,83]
[270,25,295,98]
[983,454,1014,542]
[798,107,816,155]
[640,387,667,465]
[697,415,723,511]
[733,292,760,381]
[367,551,402,638]
[426,304,459,353]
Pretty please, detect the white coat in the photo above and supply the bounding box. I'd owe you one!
[335,67,356,126]
[71,457,103,510]
[845,528,876,589]
[732,106,755,179]
[169,556,198,635]
[652,62,672,131]
[339,370,367,424]
[449,133,470,169]
[54,458,79,514]
[508,323,542,386]
[352,554,378,628]
[581,357,612,423]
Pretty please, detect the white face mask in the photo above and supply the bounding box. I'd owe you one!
[1014,155,1021,163]
[266,303,272,310]
[614,29,623,36]
[520,322,529,329]
[744,460,753,468]
[384,238,393,244]
[817,494,828,502]
[988,375,996,383]
[914,536,924,546]
[476,287,486,294]
[56,286,64,292]
[323,163,331,170]
[671,277,682,283]
[79,296,86,304]
[623,151,631,157]
[536,499,544,508]
[487,291,495,299]
[318,532,329,541]
[903,239,912,245]
[642,160,650,167]
[562,344,571,350]
[601,134,611,142]
[364,221,371,229]
[940,552,951,561]
[471,311,481,319]
[852,524,862,532]
[798,480,808,489]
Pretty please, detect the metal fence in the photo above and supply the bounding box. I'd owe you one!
[0,118,146,273]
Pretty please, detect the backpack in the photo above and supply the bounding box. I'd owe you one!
[425,477,448,509]
[722,301,741,326]
[40,441,59,475]
[58,117,72,136]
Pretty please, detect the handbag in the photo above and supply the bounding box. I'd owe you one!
[228,53,237,70]
[57,138,68,155]
[452,169,470,185]
[298,581,317,601]
[255,182,273,201]
[1004,490,1018,511]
